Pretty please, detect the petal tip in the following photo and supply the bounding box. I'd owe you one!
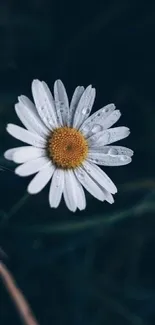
[55,79,63,86]
[27,186,37,195]
[6,123,12,132]
[110,103,116,108]
[12,152,21,164]
[14,167,20,175]
[15,103,19,109]
[32,79,41,87]
[78,205,86,211]
[15,166,25,176]
[3,152,7,159]
[4,151,10,160]
[17,95,23,102]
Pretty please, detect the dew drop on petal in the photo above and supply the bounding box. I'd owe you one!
[85,167,91,173]
[42,116,47,123]
[108,148,118,155]
[104,106,111,113]
[91,158,99,164]
[91,124,103,133]
[82,107,91,115]
[120,155,128,161]
[78,170,85,179]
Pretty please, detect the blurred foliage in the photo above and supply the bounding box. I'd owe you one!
[0,0,155,324]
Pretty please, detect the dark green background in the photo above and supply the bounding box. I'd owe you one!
[0,0,155,324]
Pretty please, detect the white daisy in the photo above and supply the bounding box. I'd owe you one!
[4,80,133,212]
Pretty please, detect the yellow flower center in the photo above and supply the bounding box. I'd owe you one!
[47,127,88,169]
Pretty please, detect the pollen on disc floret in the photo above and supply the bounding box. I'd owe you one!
[47,127,88,169]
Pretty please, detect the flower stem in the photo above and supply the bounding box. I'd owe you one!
[0,262,39,325]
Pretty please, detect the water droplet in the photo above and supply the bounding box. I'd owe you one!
[78,170,85,179]
[46,117,51,123]
[85,167,91,173]
[120,156,128,161]
[108,148,118,155]
[82,107,90,115]
[91,124,103,133]
[42,116,47,122]
[104,107,109,113]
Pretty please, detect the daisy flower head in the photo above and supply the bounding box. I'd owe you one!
[4,80,133,212]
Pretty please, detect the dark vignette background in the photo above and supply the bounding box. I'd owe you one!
[0,0,155,324]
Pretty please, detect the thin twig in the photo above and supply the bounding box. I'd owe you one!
[0,262,40,325]
[0,193,30,227]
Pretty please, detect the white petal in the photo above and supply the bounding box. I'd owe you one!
[41,81,58,127]
[63,170,78,212]
[6,124,46,148]
[32,80,58,129]
[15,157,50,176]
[73,86,96,129]
[88,126,130,147]
[49,169,64,208]
[13,147,46,163]
[82,160,117,194]
[74,166,105,201]
[80,103,116,136]
[54,80,69,126]
[27,162,55,194]
[102,189,114,204]
[82,109,120,138]
[69,86,85,126]
[90,146,134,157]
[88,152,132,166]
[15,100,49,137]
[4,146,45,163]
[73,172,86,210]
[4,147,21,161]
[18,95,36,112]
[100,109,121,129]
